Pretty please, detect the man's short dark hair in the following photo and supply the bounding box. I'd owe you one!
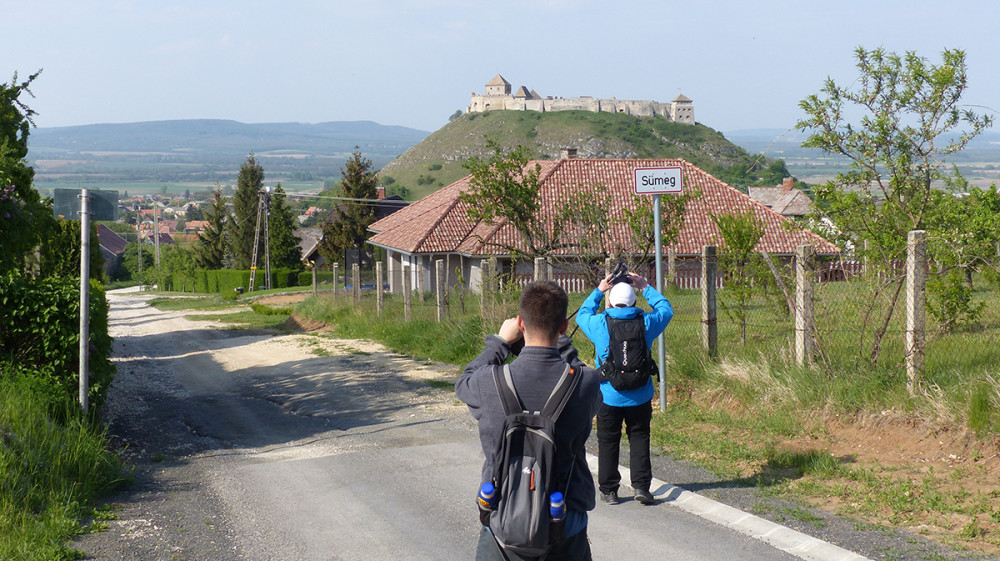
[519,281,568,340]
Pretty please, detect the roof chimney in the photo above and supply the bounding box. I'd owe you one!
[782,177,794,192]
[560,148,578,160]
[376,185,386,200]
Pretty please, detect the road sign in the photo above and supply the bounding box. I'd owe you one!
[54,189,119,221]
[634,166,683,195]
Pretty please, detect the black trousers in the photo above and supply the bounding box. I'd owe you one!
[476,526,592,561]
[596,400,653,494]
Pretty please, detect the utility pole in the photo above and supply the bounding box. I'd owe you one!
[153,199,161,266]
[248,186,273,291]
[133,201,142,281]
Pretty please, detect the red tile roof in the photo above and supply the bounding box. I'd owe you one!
[368,158,839,257]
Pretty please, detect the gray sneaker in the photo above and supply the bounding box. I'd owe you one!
[600,491,619,505]
[634,489,655,505]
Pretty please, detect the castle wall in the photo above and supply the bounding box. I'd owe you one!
[469,89,689,123]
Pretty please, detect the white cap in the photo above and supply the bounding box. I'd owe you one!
[608,282,636,308]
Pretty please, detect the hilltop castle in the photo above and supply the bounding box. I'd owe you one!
[468,74,694,124]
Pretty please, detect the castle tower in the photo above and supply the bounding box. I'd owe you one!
[485,74,512,96]
[670,94,695,124]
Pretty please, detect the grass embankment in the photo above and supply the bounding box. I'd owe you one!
[0,376,123,561]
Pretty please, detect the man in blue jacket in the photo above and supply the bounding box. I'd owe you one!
[576,271,673,505]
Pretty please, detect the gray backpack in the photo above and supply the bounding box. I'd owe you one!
[487,363,580,557]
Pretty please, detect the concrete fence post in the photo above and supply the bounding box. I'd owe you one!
[534,257,545,281]
[376,261,384,315]
[403,265,412,322]
[701,246,717,358]
[795,244,815,366]
[604,257,614,309]
[352,263,360,305]
[905,230,927,394]
[416,261,425,296]
[436,259,447,322]
[333,262,339,301]
[667,248,676,288]
[312,265,318,296]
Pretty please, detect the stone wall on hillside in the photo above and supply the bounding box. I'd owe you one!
[468,74,695,124]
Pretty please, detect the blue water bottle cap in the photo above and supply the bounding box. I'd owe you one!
[550,491,563,504]
[481,482,494,496]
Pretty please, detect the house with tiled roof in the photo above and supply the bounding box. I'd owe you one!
[367,156,839,293]
[749,177,815,218]
[184,220,210,235]
[97,224,130,278]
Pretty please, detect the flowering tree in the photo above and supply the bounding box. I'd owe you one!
[0,71,53,274]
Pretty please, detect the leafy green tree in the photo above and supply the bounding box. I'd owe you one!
[459,139,567,260]
[38,219,105,281]
[624,191,698,271]
[185,204,204,221]
[195,187,229,269]
[268,184,302,270]
[120,241,155,282]
[228,154,265,270]
[0,70,53,275]
[320,149,378,266]
[796,47,992,361]
[711,210,767,344]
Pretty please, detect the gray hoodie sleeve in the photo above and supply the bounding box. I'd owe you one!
[455,334,512,419]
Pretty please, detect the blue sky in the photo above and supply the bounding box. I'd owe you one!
[6,0,999,134]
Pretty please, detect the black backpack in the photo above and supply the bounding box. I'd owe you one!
[599,315,657,391]
[487,363,580,557]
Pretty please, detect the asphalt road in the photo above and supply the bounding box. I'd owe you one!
[72,292,986,561]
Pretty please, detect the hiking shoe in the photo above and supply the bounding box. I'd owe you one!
[600,491,619,505]
[634,489,655,505]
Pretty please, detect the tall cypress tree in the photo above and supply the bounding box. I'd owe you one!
[195,188,229,269]
[228,154,264,270]
[320,150,378,266]
[268,184,302,269]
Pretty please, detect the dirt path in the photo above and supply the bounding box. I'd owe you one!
[74,291,470,560]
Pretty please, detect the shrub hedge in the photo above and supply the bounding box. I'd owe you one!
[166,269,306,294]
[0,272,114,411]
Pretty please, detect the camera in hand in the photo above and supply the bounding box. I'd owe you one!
[610,259,632,284]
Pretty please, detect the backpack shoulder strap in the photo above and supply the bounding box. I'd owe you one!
[540,364,580,421]
[492,364,525,415]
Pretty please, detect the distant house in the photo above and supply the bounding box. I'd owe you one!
[367,156,838,294]
[317,187,410,269]
[184,220,210,235]
[748,177,815,219]
[97,224,129,278]
[297,227,325,268]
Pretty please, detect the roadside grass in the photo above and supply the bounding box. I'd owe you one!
[148,295,294,330]
[290,281,1000,553]
[0,374,125,561]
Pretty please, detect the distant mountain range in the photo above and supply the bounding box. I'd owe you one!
[722,128,1000,161]
[30,119,429,156]
[27,119,430,192]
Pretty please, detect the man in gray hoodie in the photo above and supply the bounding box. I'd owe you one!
[457,281,603,561]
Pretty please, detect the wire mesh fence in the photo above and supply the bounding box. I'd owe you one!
[318,240,1000,386]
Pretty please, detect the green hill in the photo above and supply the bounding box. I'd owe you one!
[378,110,792,200]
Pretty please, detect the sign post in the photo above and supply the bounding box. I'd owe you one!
[634,167,682,412]
[78,189,91,411]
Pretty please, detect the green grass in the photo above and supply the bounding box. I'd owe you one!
[0,375,125,560]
